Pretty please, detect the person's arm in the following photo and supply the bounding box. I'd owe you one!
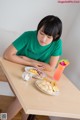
[3,45,45,68]
[3,45,32,65]
[3,45,59,71]
[39,56,60,71]
[49,56,59,69]
[21,56,52,71]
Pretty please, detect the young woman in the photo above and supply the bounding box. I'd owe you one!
[3,15,62,71]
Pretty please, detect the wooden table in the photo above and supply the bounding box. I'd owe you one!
[0,57,80,120]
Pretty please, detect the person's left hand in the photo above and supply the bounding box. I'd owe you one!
[32,61,45,70]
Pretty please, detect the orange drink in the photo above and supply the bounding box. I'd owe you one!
[53,59,70,81]
[53,64,65,80]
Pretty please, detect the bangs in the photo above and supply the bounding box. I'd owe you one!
[42,23,58,37]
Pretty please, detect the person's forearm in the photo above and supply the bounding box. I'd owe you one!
[3,54,53,71]
[20,56,52,71]
[3,54,33,66]
[27,57,53,71]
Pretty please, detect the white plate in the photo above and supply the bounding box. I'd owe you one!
[35,80,60,96]
[25,66,46,79]
[25,66,36,72]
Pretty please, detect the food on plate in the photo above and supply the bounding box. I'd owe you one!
[52,86,59,91]
[35,79,59,95]
[29,69,38,74]
[29,68,46,79]
[24,67,47,79]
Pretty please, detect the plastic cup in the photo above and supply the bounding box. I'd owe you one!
[53,64,66,81]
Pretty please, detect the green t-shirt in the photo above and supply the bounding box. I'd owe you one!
[12,31,62,63]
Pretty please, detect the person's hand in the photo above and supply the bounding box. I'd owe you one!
[32,61,52,71]
[32,61,45,70]
[38,62,52,71]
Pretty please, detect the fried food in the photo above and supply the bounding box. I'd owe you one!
[29,69,38,74]
[36,80,59,95]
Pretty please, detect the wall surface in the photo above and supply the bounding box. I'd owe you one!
[0,0,80,35]
[63,12,80,89]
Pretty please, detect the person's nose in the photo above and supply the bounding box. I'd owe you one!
[42,36,47,42]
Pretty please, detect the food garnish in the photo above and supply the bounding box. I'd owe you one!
[58,59,69,66]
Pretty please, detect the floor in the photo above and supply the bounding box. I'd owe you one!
[49,116,78,120]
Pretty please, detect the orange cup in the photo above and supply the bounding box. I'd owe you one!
[53,64,66,81]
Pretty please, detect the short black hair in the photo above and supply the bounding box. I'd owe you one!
[37,15,62,41]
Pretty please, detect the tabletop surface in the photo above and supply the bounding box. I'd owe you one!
[0,57,80,119]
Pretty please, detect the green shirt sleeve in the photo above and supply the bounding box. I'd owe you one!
[52,39,62,56]
[12,32,30,51]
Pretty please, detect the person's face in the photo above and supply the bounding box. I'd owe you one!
[37,28,53,46]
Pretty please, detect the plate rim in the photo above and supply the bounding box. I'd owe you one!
[25,66,36,71]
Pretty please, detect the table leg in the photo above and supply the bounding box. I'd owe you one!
[5,97,22,120]
[27,115,36,120]
[22,109,29,120]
